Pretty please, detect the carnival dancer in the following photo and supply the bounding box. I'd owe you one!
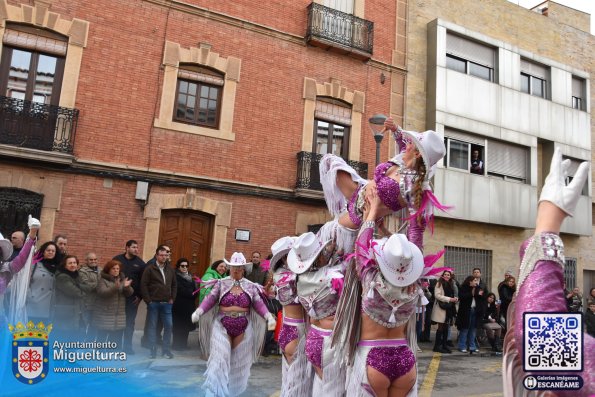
[336,186,448,397]
[290,226,355,397]
[191,252,276,397]
[319,118,448,247]
[503,148,593,396]
[270,236,312,397]
[1,215,40,324]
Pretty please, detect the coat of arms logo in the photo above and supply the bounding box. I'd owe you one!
[8,321,52,385]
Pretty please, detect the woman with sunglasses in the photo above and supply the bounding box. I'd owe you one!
[172,258,197,350]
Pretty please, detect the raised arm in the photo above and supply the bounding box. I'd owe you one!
[198,280,222,314]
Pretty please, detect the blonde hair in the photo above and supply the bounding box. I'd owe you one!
[413,160,427,225]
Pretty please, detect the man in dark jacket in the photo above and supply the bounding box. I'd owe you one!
[113,240,146,354]
[140,246,177,359]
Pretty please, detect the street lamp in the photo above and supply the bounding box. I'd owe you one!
[369,114,387,166]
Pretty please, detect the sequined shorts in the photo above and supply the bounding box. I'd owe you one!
[305,325,332,369]
[360,339,415,382]
[220,314,248,338]
[278,317,303,352]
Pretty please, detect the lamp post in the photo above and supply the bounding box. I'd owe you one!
[369,114,387,166]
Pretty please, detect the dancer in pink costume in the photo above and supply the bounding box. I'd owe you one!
[502,148,593,397]
[270,236,313,397]
[191,252,276,397]
[333,186,447,397]
[289,224,358,397]
[319,118,448,247]
[0,215,40,324]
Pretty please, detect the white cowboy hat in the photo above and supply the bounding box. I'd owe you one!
[0,233,13,261]
[400,129,445,179]
[374,234,424,287]
[287,232,331,275]
[224,252,249,267]
[270,236,297,271]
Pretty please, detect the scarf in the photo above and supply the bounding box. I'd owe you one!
[177,270,192,282]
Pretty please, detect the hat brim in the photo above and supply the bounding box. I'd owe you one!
[376,238,424,287]
[271,248,292,272]
[400,129,431,179]
[287,239,332,275]
[223,259,247,267]
[0,239,13,261]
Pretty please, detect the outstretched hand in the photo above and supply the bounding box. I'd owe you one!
[539,147,589,217]
[27,215,41,239]
[536,148,589,234]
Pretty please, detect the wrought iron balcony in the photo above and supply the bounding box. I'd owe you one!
[306,2,374,59]
[0,95,78,154]
[296,151,368,192]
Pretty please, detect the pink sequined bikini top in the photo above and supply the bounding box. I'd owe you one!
[374,162,404,212]
[220,291,251,308]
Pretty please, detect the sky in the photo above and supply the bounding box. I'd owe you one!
[508,0,595,33]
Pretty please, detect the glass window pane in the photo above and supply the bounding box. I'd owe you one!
[7,49,32,98]
[34,54,57,105]
[207,99,217,110]
[188,82,197,96]
[187,96,195,109]
[448,140,469,170]
[179,80,188,93]
[332,125,345,156]
[532,76,544,97]
[520,74,529,93]
[209,87,218,100]
[185,107,194,121]
[315,120,329,155]
[469,62,492,81]
[446,55,466,74]
[199,98,208,110]
[200,85,209,98]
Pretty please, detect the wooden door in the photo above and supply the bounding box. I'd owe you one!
[158,209,214,277]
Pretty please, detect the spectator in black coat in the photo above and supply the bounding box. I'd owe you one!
[585,301,595,338]
[172,258,197,350]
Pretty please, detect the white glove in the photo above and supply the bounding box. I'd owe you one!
[265,313,277,331]
[191,308,204,324]
[539,147,590,217]
[28,215,41,229]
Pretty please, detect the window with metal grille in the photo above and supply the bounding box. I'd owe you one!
[564,257,577,290]
[174,65,223,128]
[520,59,549,99]
[445,32,496,82]
[444,246,493,291]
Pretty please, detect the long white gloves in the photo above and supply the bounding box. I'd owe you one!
[28,215,41,229]
[265,313,277,331]
[539,147,590,217]
[191,308,204,323]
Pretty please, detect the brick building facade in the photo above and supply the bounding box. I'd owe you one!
[0,0,407,277]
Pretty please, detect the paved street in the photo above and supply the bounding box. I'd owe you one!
[124,331,503,397]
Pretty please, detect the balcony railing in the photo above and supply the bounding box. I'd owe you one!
[0,96,79,154]
[306,2,374,58]
[297,151,368,191]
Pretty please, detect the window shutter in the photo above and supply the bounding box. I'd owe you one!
[446,33,495,68]
[521,59,547,80]
[315,99,352,126]
[444,128,485,146]
[3,29,67,56]
[487,140,528,180]
[177,69,224,86]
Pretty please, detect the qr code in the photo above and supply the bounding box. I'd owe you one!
[524,313,582,371]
